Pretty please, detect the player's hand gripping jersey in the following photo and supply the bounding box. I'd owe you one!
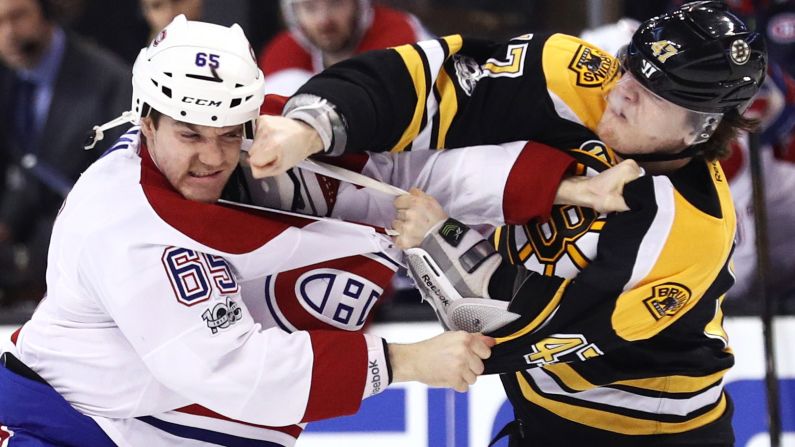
[7,128,398,447]
[290,34,738,442]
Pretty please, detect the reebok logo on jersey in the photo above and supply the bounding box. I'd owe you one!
[438,218,468,247]
[0,425,14,446]
[369,360,382,395]
[643,283,692,320]
[569,45,618,88]
[202,296,243,334]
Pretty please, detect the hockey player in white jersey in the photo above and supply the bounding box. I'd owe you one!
[0,16,495,447]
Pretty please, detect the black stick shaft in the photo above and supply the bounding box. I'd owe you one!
[747,131,781,447]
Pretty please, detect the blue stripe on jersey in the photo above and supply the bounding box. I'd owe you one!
[372,252,402,270]
[102,126,141,158]
[137,416,287,447]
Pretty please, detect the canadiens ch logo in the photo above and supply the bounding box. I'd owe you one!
[643,282,692,320]
[568,45,618,88]
[202,296,243,334]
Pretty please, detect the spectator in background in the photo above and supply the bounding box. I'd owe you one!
[0,0,131,307]
[259,0,431,96]
[140,0,201,39]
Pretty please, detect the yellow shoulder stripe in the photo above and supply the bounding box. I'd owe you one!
[495,279,570,344]
[613,168,736,341]
[434,67,457,148]
[391,44,427,152]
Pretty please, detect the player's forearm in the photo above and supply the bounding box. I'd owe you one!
[553,159,641,214]
[387,331,494,393]
[292,48,424,154]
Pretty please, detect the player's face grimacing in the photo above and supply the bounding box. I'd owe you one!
[596,72,694,157]
[141,114,243,203]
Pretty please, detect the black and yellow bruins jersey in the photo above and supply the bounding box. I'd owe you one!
[296,34,737,444]
[486,158,737,445]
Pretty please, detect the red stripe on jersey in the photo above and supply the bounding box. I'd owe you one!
[356,6,423,53]
[139,144,313,254]
[259,33,312,75]
[302,331,367,422]
[10,327,21,345]
[175,404,303,438]
[261,94,288,116]
[503,142,575,225]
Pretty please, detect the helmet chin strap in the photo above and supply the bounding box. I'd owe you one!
[83,111,139,150]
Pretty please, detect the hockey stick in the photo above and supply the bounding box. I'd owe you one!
[747,131,781,447]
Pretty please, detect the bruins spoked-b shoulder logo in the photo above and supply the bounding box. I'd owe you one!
[643,283,692,320]
[569,45,618,88]
[202,296,243,334]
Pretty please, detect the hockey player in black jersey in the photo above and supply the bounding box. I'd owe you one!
[246,2,767,446]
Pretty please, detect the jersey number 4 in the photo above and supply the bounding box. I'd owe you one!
[524,334,603,366]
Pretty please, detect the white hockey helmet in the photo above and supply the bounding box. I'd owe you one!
[132,15,265,136]
[280,0,374,52]
[84,15,264,149]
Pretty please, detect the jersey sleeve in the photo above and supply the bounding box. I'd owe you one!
[294,34,555,153]
[80,235,389,426]
[484,172,736,374]
[330,140,573,226]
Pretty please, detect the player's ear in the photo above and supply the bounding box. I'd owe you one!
[140,116,155,141]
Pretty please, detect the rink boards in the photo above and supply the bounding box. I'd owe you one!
[1,317,793,447]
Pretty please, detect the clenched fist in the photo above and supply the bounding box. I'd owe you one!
[388,331,495,392]
[247,115,325,178]
[392,188,448,249]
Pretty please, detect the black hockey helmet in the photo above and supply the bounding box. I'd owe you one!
[623,1,767,115]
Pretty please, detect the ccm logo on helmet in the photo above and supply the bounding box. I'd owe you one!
[181,96,222,107]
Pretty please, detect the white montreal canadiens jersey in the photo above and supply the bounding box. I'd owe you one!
[12,128,396,447]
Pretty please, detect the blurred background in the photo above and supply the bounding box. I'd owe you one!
[0,0,794,325]
[1,1,794,446]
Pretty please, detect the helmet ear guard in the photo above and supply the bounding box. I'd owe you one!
[85,15,265,149]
